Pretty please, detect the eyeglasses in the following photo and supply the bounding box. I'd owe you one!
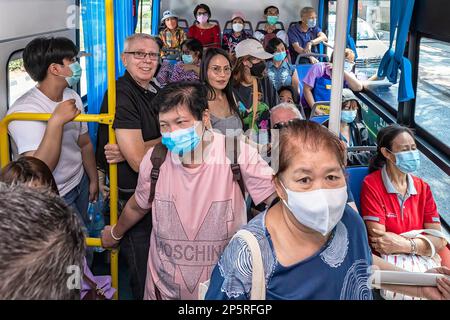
[272,119,301,130]
[124,51,159,60]
[209,66,232,75]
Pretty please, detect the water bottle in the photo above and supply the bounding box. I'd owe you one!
[87,195,105,253]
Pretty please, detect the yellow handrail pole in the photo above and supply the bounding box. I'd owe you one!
[0,113,113,167]
[105,0,119,300]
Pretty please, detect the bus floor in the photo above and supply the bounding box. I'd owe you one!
[91,250,134,300]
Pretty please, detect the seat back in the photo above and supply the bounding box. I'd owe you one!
[223,20,254,35]
[309,115,329,124]
[295,64,313,98]
[346,166,369,212]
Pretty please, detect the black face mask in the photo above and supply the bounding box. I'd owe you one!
[250,61,266,77]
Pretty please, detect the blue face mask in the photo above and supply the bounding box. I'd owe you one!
[64,62,82,87]
[273,51,287,62]
[267,15,279,25]
[341,110,357,123]
[182,54,194,64]
[389,149,421,173]
[307,18,317,28]
[161,124,201,156]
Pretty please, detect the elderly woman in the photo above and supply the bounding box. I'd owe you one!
[361,125,448,259]
[361,125,449,299]
[205,120,450,300]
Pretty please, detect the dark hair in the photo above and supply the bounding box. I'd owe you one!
[193,4,211,18]
[368,124,415,173]
[154,81,208,120]
[264,6,279,15]
[0,156,58,194]
[0,183,85,299]
[232,56,248,86]
[200,48,239,116]
[275,120,346,175]
[265,37,287,54]
[278,85,298,104]
[23,37,79,82]
[181,38,203,60]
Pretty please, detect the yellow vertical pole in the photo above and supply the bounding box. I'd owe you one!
[105,0,119,300]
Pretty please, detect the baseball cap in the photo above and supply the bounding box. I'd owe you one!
[231,11,246,22]
[342,88,361,107]
[235,39,273,60]
[161,10,178,24]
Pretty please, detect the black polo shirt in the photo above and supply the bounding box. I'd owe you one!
[96,71,160,200]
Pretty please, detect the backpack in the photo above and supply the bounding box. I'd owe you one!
[147,136,246,205]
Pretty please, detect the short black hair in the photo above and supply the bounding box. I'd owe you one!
[193,4,211,18]
[278,85,299,104]
[265,37,287,54]
[181,38,203,60]
[264,6,279,15]
[154,81,208,120]
[23,37,79,82]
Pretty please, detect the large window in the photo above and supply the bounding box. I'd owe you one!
[356,0,399,109]
[8,52,37,107]
[415,151,450,228]
[415,38,450,147]
[135,0,152,34]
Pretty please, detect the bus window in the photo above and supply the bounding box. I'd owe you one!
[415,150,450,230]
[136,0,152,34]
[7,52,36,107]
[415,38,450,148]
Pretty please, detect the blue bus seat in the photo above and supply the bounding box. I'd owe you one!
[309,115,329,124]
[296,64,313,98]
[346,166,369,212]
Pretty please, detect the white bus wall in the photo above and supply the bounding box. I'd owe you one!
[161,0,319,33]
[0,0,77,119]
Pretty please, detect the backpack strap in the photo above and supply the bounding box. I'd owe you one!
[148,143,168,205]
[226,136,245,199]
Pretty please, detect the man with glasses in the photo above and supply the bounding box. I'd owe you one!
[96,33,162,300]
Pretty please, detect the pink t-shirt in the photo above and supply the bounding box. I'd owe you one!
[134,133,275,300]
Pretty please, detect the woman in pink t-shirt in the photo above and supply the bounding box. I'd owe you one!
[101,81,276,300]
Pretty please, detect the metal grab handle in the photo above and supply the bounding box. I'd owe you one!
[295,53,329,65]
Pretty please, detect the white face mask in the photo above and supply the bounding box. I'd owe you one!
[232,23,244,32]
[280,181,347,236]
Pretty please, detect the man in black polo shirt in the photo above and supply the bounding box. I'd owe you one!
[96,33,161,300]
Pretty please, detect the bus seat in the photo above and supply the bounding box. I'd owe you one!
[255,21,285,32]
[288,21,298,29]
[296,64,313,98]
[346,166,369,212]
[309,115,329,124]
[223,20,253,35]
